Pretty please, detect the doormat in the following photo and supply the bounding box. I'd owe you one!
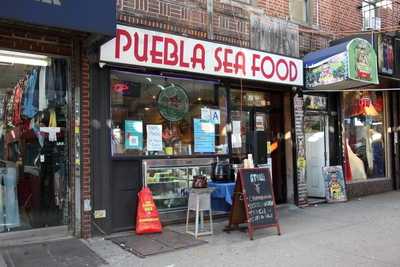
[107,229,207,258]
[1,238,106,267]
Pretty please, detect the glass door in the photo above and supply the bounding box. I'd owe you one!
[304,114,329,198]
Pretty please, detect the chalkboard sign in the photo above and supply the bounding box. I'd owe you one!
[226,168,280,240]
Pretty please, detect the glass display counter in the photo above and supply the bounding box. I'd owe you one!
[143,158,214,212]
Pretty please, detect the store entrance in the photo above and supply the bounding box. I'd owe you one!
[230,99,286,203]
[0,50,70,233]
[304,114,329,198]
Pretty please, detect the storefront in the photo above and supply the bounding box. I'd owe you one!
[0,0,115,239]
[303,37,395,201]
[91,25,303,234]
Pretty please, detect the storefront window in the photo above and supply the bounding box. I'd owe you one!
[342,91,385,182]
[110,71,228,156]
[230,90,270,156]
[0,53,69,232]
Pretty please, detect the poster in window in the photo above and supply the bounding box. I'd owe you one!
[255,113,265,131]
[232,120,242,148]
[378,34,394,75]
[157,84,189,122]
[201,107,221,124]
[146,124,162,151]
[125,120,143,150]
[193,119,215,153]
[322,166,347,203]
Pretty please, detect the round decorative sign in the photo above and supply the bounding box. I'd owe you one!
[157,84,189,122]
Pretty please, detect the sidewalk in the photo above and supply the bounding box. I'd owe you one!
[84,191,400,267]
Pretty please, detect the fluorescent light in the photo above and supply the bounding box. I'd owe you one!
[0,50,49,66]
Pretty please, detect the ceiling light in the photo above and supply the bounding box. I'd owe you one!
[0,50,50,66]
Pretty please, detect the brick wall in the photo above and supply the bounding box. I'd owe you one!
[80,53,91,239]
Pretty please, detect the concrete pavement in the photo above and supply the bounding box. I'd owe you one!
[85,191,400,267]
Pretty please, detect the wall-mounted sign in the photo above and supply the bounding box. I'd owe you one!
[100,25,303,86]
[348,38,378,84]
[157,84,189,122]
[378,34,394,75]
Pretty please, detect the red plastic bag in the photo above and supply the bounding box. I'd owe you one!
[136,187,162,234]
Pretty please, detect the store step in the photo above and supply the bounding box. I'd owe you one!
[0,225,70,248]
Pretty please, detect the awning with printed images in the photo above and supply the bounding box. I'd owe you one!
[303,38,379,90]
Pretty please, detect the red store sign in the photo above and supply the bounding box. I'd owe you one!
[100,25,303,86]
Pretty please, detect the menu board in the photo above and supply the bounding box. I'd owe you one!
[241,169,276,226]
[227,168,280,240]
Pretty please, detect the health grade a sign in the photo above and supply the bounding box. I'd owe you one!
[100,25,303,86]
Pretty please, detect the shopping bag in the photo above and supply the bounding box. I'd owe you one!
[136,187,162,234]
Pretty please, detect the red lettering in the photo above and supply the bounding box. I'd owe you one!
[191,44,205,70]
[223,49,233,73]
[179,40,190,68]
[276,59,289,80]
[214,47,223,72]
[115,29,131,59]
[261,56,274,79]
[234,51,246,75]
[133,32,148,62]
[252,54,261,76]
[289,61,298,81]
[150,36,163,64]
[164,37,178,66]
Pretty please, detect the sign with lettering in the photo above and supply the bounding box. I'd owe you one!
[227,168,280,240]
[322,166,347,203]
[100,25,303,86]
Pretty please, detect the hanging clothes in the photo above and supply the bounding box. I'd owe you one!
[22,68,40,119]
[46,59,67,107]
[5,91,15,128]
[0,175,4,232]
[38,66,48,111]
[1,166,20,228]
[12,81,24,126]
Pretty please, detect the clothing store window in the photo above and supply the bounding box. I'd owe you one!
[0,50,69,232]
[342,91,385,182]
[110,71,228,157]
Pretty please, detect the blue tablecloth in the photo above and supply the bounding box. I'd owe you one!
[208,182,235,211]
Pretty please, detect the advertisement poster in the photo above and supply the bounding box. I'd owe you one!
[322,166,347,203]
[305,52,347,88]
[378,34,394,75]
[125,120,143,149]
[348,38,378,84]
[193,119,215,153]
[146,124,162,151]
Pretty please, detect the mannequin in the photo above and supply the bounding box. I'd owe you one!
[346,139,367,181]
